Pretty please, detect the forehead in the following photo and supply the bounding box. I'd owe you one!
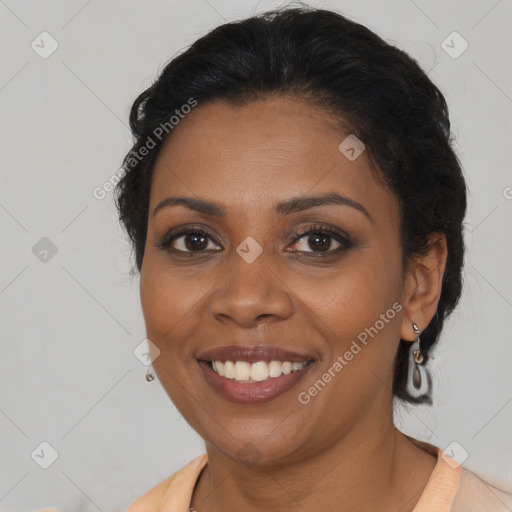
[150,97,397,224]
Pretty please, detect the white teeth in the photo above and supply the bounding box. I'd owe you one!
[251,361,269,381]
[224,361,235,379]
[210,359,309,381]
[268,360,283,378]
[234,361,251,381]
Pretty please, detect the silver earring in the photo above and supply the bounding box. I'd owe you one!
[406,323,432,402]
[134,338,159,382]
[141,338,159,382]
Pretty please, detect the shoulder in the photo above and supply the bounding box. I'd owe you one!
[451,467,512,512]
[125,453,208,512]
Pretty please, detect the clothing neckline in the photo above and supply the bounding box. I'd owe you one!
[413,447,462,510]
[128,440,463,511]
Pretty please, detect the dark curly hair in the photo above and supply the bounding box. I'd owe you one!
[114,5,467,405]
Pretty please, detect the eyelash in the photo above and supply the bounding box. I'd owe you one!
[153,223,353,257]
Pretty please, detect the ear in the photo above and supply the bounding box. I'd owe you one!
[399,232,448,341]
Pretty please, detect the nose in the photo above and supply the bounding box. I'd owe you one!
[208,250,294,328]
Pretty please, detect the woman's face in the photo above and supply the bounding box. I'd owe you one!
[140,96,413,464]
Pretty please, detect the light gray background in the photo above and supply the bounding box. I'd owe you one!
[0,1,511,511]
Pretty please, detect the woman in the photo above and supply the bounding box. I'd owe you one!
[115,6,512,512]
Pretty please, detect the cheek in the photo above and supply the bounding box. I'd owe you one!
[140,256,203,342]
[297,250,403,388]
[298,252,402,328]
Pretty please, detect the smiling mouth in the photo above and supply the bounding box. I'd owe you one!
[197,358,316,404]
[195,343,317,403]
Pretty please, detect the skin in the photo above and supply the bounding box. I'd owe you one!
[139,96,448,512]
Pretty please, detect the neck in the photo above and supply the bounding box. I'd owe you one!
[191,408,437,512]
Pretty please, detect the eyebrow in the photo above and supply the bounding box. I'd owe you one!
[153,192,373,223]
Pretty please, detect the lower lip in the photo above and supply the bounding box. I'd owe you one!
[198,360,315,404]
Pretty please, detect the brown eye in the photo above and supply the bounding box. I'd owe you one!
[288,224,353,255]
[177,232,211,251]
[293,233,342,253]
[154,228,221,254]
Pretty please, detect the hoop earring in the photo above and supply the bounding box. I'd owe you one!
[406,323,432,401]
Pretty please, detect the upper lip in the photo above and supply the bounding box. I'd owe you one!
[197,344,315,364]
